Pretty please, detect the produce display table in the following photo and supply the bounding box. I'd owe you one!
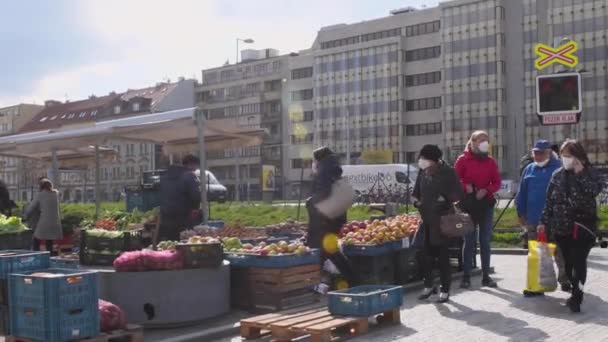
[88,261,230,327]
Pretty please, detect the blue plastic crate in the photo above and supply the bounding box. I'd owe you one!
[10,304,99,342]
[8,269,98,312]
[0,250,50,279]
[328,285,403,317]
[226,249,320,268]
[50,257,80,270]
[342,240,406,256]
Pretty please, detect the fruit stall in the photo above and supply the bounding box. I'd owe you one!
[339,215,423,286]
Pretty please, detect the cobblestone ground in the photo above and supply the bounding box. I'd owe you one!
[222,248,608,342]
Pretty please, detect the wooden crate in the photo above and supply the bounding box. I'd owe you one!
[5,324,143,342]
[240,305,400,342]
[232,264,321,312]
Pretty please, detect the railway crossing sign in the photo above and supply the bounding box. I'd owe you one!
[534,40,579,70]
[536,72,582,125]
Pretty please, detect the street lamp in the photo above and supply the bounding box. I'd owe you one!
[234,38,254,202]
[236,38,255,64]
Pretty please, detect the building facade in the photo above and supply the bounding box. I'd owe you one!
[0,104,45,200]
[196,49,289,200]
[17,79,195,202]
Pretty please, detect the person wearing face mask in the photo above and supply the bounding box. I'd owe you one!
[455,130,501,289]
[516,140,568,296]
[413,145,463,303]
[306,146,356,291]
[538,140,602,313]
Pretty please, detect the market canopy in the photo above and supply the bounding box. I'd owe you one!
[0,107,265,158]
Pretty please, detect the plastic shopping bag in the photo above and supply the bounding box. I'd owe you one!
[525,231,557,293]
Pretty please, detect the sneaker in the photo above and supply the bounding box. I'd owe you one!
[460,277,471,289]
[418,287,437,300]
[523,290,545,298]
[482,276,498,288]
[313,283,329,295]
[437,292,450,303]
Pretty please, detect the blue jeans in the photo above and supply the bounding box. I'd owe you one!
[463,207,494,276]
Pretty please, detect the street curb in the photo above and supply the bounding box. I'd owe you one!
[492,248,528,255]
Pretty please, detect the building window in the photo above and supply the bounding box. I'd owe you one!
[291,89,313,101]
[405,46,441,62]
[406,152,417,163]
[361,28,402,42]
[292,158,313,169]
[114,105,121,114]
[405,122,442,136]
[304,111,313,122]
[291,133,314,145]
[68,113,75,119]
[405,97,442,111]
[291,67,313,80]
[405,71,441,87]
[406,20,440,37]
[133,102,140,111]
[320,36,360,49]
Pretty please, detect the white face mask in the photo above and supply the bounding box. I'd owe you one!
[562,156,575,170]
[418,159,432,170]
[478,141,489,153]
[535,159,549,167]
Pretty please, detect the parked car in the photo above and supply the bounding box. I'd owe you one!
[195,170,228,203]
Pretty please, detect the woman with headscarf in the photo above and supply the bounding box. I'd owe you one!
[455,130,501,289]
[538,139,602,313]
[414,145,463,303]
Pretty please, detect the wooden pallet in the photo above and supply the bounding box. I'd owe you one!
[240,306,400,342]
[6,324,143,342]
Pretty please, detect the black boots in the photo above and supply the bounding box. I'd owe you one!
[566,287,584,313]
[482,274,498,288]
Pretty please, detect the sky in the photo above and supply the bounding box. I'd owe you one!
[0,0,440,107]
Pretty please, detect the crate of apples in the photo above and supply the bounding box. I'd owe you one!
[341,215,421,246]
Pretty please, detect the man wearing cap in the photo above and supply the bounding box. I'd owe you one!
[516,140,569,296]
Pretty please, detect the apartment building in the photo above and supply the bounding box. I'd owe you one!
[199,0,608,197]
[18,79,195,202]
[311,7,443,166]
[196,49,289,200]
[0,104,45,200]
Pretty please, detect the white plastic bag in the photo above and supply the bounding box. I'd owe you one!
[315,179,355,219]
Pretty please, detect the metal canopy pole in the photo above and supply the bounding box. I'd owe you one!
[51,148,58,186]
[94,145,101,219]
[196,111,209,224]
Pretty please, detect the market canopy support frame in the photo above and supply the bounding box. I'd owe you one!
[0,107,264,222]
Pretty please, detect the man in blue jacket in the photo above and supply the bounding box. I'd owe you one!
[516,140,569,296]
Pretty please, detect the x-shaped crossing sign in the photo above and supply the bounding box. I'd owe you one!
[534,40,579,70]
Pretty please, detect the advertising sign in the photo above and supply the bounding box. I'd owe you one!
[262,165,276,192]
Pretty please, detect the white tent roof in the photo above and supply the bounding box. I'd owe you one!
[0,107,264,159]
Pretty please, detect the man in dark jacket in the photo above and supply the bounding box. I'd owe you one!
[159,155,201,241]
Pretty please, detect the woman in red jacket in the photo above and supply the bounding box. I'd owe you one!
[455,130,501,288]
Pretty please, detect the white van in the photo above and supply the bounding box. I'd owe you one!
[341,164,418,195]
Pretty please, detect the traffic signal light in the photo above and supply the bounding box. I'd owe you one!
[536,73,582,115]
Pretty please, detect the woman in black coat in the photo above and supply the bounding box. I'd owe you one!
[306,147,355,287]
[413,145,463,303]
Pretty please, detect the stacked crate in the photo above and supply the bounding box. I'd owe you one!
[8,269,99,342]
[0,250,50,335]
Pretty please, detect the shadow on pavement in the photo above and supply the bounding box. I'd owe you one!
[435,300,549,342]
[587,260,608,271]
[481,286,608,325]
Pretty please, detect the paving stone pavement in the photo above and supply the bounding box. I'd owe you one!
[218,248,608,342]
